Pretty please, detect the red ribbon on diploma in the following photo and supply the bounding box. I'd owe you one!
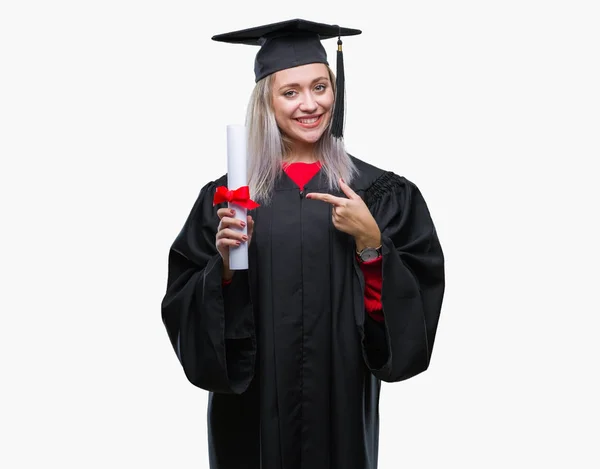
[213,185,260,209]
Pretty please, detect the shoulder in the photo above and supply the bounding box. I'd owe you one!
[349,155,386,189]
[349,155,417,207]
[194,173,228,199]
[204,173,228,190]
[181,173,228,220]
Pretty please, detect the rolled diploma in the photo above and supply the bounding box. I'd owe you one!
[227,124,248,270]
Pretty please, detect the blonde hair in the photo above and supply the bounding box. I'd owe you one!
[245,65,358,204]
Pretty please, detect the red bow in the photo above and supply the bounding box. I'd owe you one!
[213,185,260,209]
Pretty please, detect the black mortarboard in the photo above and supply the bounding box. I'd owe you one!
[211,19,362,139]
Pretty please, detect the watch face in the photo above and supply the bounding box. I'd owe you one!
[360,248,379,262]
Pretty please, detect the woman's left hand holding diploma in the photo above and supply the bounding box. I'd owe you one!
[216,207,255,280]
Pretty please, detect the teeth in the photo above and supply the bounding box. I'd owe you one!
[298,117,319,124]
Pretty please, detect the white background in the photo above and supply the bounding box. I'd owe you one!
[1,1,599,468]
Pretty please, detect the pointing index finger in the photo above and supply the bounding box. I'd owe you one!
[305,192,345,206]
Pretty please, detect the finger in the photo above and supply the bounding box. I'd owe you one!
[217,228,249,243]
[216,238,242,249]
[330,212,342,231]
[217,207,236,220]
[332,206,345,223]
[332,205,348,217]
[331,210,338,224]
[339,178,360,200]
[247,215,254,238]
[306,192,346,206]
[218,216,246,231]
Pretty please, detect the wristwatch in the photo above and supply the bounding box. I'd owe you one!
[356,245,382,263]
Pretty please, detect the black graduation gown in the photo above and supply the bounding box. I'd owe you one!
[161,156,445,469]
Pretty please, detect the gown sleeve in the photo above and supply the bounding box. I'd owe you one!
[161,181,256,394]
[358,256,384,321]
[359,172,445,382]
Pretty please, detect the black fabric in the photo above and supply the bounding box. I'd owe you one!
[161,156,445,469]
[330,38,345,138]
[211,18,361,82]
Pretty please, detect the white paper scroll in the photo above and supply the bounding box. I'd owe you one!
[227,124,249,270]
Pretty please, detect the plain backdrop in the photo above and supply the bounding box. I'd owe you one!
[1,1,599,468]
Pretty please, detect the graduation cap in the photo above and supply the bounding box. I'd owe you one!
[212,19,362,139]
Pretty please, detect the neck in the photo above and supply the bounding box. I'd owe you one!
[283,142,319,164]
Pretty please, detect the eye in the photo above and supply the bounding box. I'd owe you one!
[314,84,327,92]
[283,90,297,98]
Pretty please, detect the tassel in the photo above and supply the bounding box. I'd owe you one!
[331,31,345,139]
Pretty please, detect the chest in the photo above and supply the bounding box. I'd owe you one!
[252,189,334,258]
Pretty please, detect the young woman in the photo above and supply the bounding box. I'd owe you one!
[161,19,445,469]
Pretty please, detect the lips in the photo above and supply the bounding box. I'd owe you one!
[295,114,323,128]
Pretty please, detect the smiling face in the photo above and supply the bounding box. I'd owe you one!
[271,63,334,150]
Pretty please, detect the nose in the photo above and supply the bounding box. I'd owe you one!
[299,93,318,113]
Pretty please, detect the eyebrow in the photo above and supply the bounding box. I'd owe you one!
[278,76,330,91]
